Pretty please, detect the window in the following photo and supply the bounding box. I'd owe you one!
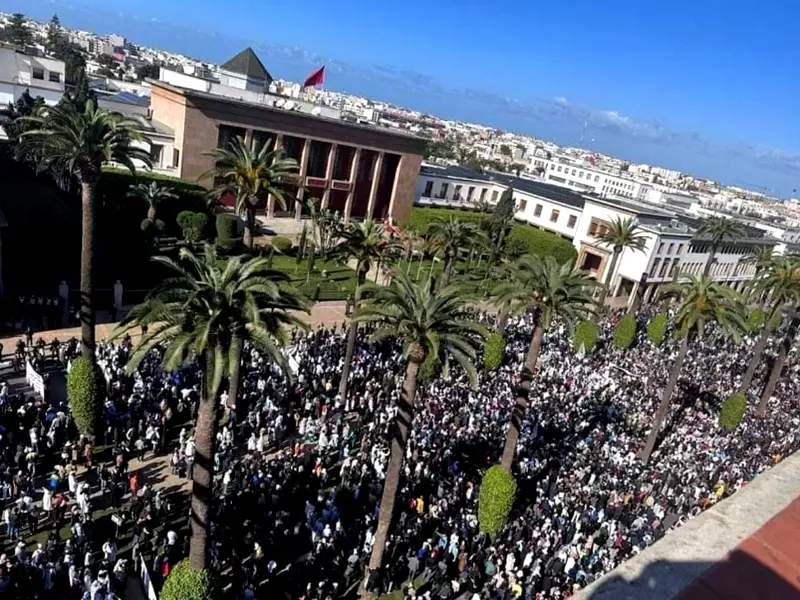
[150,144,163,166]
[467,186,475,202]
[491,190,499,202]
[567,215,577,228]
[658,242,665,254]
[439,183,449,199]
[480,188,487,201]
[454,185,462,200]
[423,181,434,197]
[571,169,577,176]
[518,199,528,212]
[650,259,661,277]
[49,71,61,83]
[677,244,683,254]
[172,148,180,168]
[659,260,670,277]
[581,252,602,273]
[550,209,560,223]
[594,175,600,182]
[667,243,675,254]
[588,218,611,237]
[32,67,45,80]
[533,204,542,217]
[578,171,584,178]
[557,165,563,172]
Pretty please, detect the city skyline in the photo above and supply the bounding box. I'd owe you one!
[8,0,800,197]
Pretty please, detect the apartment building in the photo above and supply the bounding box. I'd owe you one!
[0,47,65,114]
[530,156,644,201]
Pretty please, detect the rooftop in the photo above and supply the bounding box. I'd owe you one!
[220,47,272,82]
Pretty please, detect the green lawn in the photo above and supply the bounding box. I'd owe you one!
[271,254,358,301]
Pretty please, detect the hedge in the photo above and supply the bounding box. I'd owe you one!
[67,356,103,438]
[272,236,293,252]
[478,465,517,537]
[160,560,220,600]
[176,211,209,243]
[483,333,506,370]
[647,313,668,346]
[719,393,747,431]
[573,320,598,353]
[404,207,576,264]
[216,213,238,240]
[613,314,637,350]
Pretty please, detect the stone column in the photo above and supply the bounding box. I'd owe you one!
[244,128,253,147]
[343,148,361,224]
[295,138,312,220]
[366,152,384,220]
[321,144,337,210]
[387,155,404,222]
[267,134,284,219]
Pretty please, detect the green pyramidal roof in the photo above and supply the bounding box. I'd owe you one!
[221,47,273,82]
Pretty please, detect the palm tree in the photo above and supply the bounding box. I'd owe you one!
[354,271,485,590]
[739,257,800,396]
[758,311,800,416]
[495,255,597,469]
[114,245,307,571]
[332,220,393,401]
[127,181,177,226]
[595,217,648,307]
[742,247,776,303]
[640,275,746,463]
[427,217,481,287]
[201,135,299,250]
[696,216,745,277]
[19,101,152,361]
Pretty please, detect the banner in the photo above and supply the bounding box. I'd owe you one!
[139,556,158,600]
[25,361,45,397]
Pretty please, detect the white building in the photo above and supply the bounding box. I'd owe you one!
[0,47,65,113]
[529,156,644,201]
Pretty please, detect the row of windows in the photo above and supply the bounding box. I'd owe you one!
[528,202,577,228]
[32,67,61,83]
[551,163,602,183]
[650,257,681,279]
[688,243,752,255]
[656,242,684,255]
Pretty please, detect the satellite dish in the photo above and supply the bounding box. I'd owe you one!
[311,106,322,116]
[284,100,295,111]
[275,98,286,108]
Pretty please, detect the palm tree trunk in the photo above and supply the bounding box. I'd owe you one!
[758,315,800,416]
[364,356,421,588]
[79,179,97,361]
[189,350,219,571]
[598,248,620,308]
[227,330,243,411]
[441,253,454,287]
[243,206,256,250]
[500,323,543,469]
[339,270,366,401]
[496,306,510,337]
[640,335,689,464]
[703,246,717,278]
[738,323,772,395]
[147,206,156,223]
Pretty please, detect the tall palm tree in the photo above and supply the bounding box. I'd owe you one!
[696,216,745,277]
[201,135,298,250]
[640,275,746,463]
[127,181,177,225]
[354,271,485,590]
[427,217,481,287]
[332,220,393,401]
[739,257,800,396]
[595,217,648,307]
[758,311,800,416]
[742,247,776,303]
[19,101,152,361]
[495,255,597,469]
[114,245,307,571]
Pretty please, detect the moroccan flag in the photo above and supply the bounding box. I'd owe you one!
[303,66,325,88]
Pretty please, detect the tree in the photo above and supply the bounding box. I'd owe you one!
[595,217,648,307]
[428,216,481,287]
[1,91,45,166]
[489,188,516,251]
[304,197,342,259]
[201,136,298,250]
[61,68,95,111]
[4,13,31,48]
[742,247,776,303]
[696,216,745,277]
[738,257,800,396]
[136,63,161,80]
[115,246,307,570]
[758,313,800,416]
[332,220,392,401]
[354,271,485,589]
[127,181,177,224]
[19,102,152,361]
[640,275,746,463]
[45,14,64,55]
[499,144,512,157]
[495,255,597,468]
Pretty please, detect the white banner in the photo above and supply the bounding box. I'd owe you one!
[139,556,159,600]
[25,361,45,397]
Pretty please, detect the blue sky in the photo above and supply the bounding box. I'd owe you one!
[12,0,800,196]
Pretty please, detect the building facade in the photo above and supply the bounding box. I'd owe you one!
[150,78,425,223]
[0,48,65,126]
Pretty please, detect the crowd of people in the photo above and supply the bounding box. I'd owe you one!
[0,308,798,600]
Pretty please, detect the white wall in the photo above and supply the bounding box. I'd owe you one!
[513,191,582,239]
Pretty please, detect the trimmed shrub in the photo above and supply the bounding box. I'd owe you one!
[647,313,668,346]
[613,314,637,350]
[478,465,517,537]
[483,333,506,370]
[272,236,293,252]
[405,207,487,233]
[177,211,209,243]
[505,225,577,266]
[573,320,599,353]
[215,213,239,240]
[160,560,220,600]
[67,356,103,438]
[719,393,747,431]
[747,308,765,332]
